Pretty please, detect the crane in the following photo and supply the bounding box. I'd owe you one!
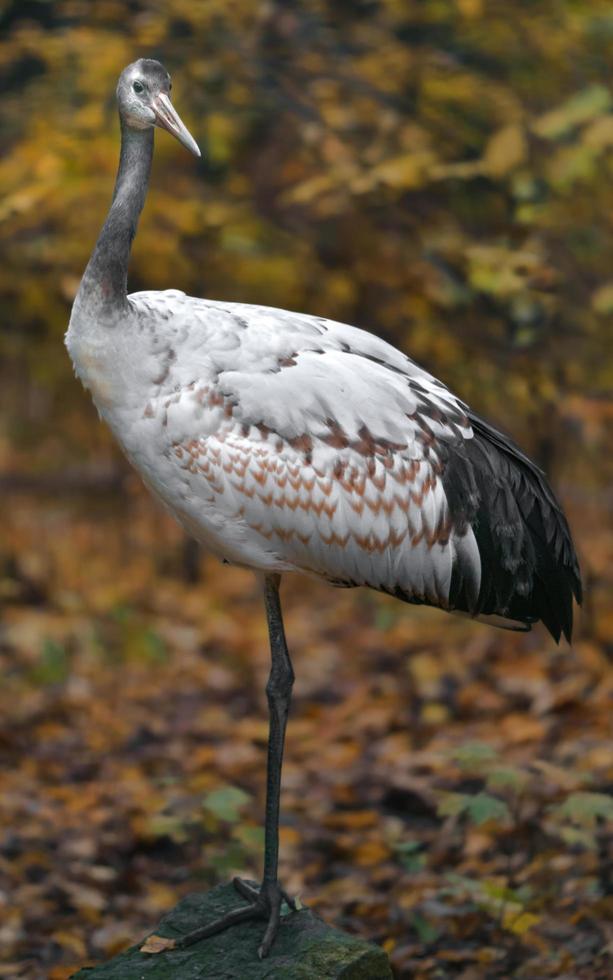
[65,59,582,959]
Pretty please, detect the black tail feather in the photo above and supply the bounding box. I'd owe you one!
[443,411,581,643]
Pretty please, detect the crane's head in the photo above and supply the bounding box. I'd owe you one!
[116,59,201,157]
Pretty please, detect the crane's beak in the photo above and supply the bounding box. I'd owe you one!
[152,93,201,158]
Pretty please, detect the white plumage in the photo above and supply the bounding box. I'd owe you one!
[67,290,482,613]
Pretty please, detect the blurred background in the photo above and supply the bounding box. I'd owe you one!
[1,2,612,978]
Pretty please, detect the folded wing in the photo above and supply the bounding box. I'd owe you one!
[151,299,580,640]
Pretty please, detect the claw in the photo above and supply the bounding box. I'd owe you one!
[232,876,260,903]
[174,904,257,950]
[170,878,297,957]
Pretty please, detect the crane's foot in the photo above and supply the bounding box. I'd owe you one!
[172,877,296,959]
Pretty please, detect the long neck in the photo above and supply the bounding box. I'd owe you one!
[74,120,154,317]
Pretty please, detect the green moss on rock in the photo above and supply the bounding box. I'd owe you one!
[71,882,393,979]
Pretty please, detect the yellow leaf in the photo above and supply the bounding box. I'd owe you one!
[458,0,483,17]
[533,85,612,139]
[283,174,336,205]
[583,115,613,148]
[483,124,527,176]
[422,702,450,724]
[591,283,613,315]
[367,150,435,190]
[503,909,540,935]
[140,934,176,954]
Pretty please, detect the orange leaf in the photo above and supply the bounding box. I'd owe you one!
[140,934,176,954]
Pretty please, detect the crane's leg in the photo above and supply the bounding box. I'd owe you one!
[171,573,295,959]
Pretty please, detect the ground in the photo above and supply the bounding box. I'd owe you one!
[0,480,611,979]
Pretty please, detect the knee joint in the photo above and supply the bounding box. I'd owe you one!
[266,663,294,702]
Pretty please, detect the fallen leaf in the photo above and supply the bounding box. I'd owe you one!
[140,934,177,954]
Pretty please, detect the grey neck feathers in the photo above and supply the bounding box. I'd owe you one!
[75,120,154,317]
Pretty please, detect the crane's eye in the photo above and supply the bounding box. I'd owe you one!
[133,80,145,94]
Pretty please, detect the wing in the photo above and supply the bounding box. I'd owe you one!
[132,294,580,640]
[148,297,483,614]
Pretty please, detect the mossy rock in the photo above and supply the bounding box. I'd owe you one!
[71,881,393,979]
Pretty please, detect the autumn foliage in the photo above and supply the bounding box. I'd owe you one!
[0,2,612,978]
